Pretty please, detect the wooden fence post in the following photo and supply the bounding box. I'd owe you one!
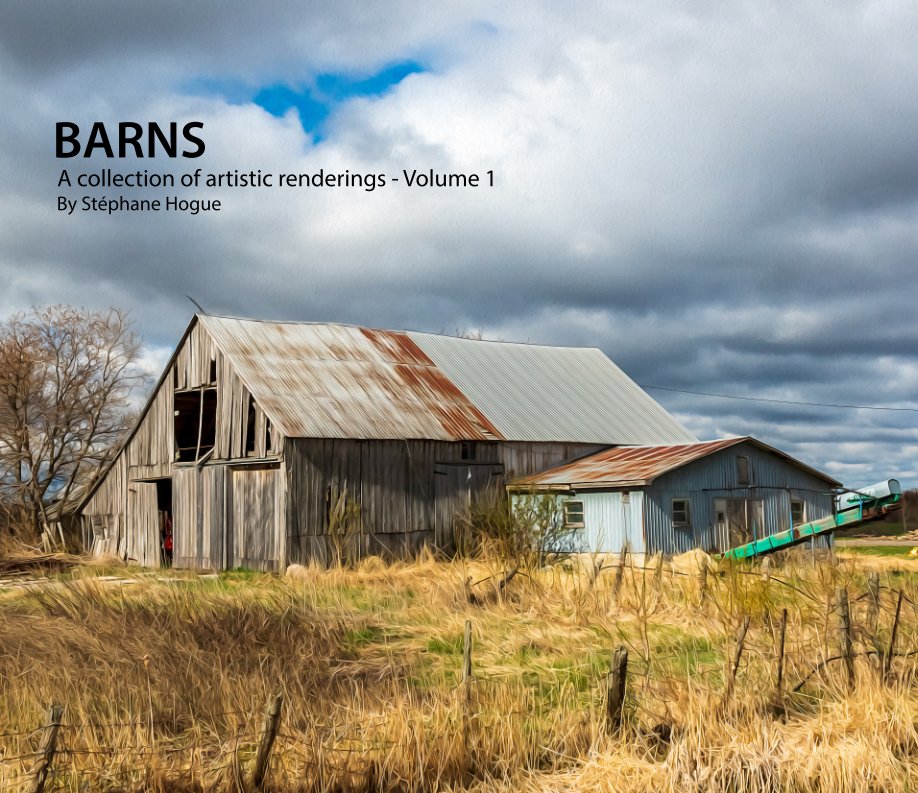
[697,556,708,607]
[866,573,880,633]
[250,693,283,791]
[654,553,664,592]
[29,705,63,793]
[605,646,628,735]
[761,557,772,583]
[462,619,473,683]
[721,616,751,711]
[884,590,904,681]
[836,588,855,692]
[612,545,628,601]
[775,608,788,697]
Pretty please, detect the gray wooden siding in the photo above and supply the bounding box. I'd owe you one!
[173,465,226,570]
[284,439,598,564]
[642,441,836,554]
[230,465,282,571]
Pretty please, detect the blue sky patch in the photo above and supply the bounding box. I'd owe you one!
[187,60,425,140]
[253,60,425,140]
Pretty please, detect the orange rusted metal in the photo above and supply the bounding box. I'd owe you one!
[510,438,750,489]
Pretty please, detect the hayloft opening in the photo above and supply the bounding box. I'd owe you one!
[174,387,217,462]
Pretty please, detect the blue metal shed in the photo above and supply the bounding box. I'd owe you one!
[508,437,842,554]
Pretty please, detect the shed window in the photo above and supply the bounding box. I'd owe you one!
[672,499,691,528]
[736,456,751,485]
[791,499,805,526]
[563,500,585,529]
[460,442,476,461]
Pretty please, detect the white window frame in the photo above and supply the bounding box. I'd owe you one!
[563,499,585,529]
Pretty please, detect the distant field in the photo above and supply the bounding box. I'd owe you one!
[836,520,905,538]
[838,544,916,558]
[0,552,916,792]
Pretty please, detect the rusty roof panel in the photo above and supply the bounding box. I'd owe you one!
[199,316,504,441]
[510,437,839,488]
[511,438,748,487]
[197,315,694,445]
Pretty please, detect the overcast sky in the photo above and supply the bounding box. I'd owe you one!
[1,1,917,488]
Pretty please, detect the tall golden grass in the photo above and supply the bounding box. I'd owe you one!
[0,549,915,792]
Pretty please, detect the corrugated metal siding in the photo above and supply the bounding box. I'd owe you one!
[509,491,645,554]
[409,332,696,445]
[642,441,836,554]
[580,491,645,553]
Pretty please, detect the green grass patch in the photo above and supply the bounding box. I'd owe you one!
[838,544,916,558]
[425,633,464,655]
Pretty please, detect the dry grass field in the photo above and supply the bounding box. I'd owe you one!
[0,548,916,792]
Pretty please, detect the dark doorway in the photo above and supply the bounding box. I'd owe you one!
[156,478,174,567]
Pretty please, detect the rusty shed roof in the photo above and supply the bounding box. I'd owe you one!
[509,437,842,489]
[198,315,696,444]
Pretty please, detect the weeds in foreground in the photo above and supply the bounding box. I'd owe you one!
[0,551,915,792]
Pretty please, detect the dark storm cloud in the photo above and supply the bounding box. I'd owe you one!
[1,1,917,487]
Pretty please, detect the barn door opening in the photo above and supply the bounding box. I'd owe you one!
[155,478,173,567]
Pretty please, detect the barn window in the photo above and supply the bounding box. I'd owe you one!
[736,456,751,485]
[460,442,476,461]
[563,500,585,529]
[244,395,257,456]
[174,387,216,462]
[672,499,691,528]
[791,499,805,526]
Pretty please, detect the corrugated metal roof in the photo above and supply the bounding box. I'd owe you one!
[409,332,696,445]
[510,437,841,489]
[198,315,696,444]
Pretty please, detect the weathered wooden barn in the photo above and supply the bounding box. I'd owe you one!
[77,314,696,570]
[508,437,842,555]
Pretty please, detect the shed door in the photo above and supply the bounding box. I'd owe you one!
[714,498,764,550]
[231,465,280,571]
[128,481,159,567]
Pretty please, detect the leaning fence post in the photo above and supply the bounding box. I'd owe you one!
[721,616,751,711]
[883,590,904,681]
[775,607,788,697]
[29,705,63,793]
[250,693,283,791]
[836,588,855,692]
[605,645,628,734]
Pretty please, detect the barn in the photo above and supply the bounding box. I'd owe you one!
[507,437,842,555]
[77,314,696,570]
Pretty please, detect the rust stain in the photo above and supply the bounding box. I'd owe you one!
[513,438,745,487]
[363,328,505,441]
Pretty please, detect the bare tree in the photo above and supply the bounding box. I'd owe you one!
[0,306,143,541]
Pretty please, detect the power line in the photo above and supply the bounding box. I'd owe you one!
[641,385,918,413]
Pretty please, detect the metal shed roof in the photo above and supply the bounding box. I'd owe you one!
[509,437,842,489]
[199,315,696,444]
